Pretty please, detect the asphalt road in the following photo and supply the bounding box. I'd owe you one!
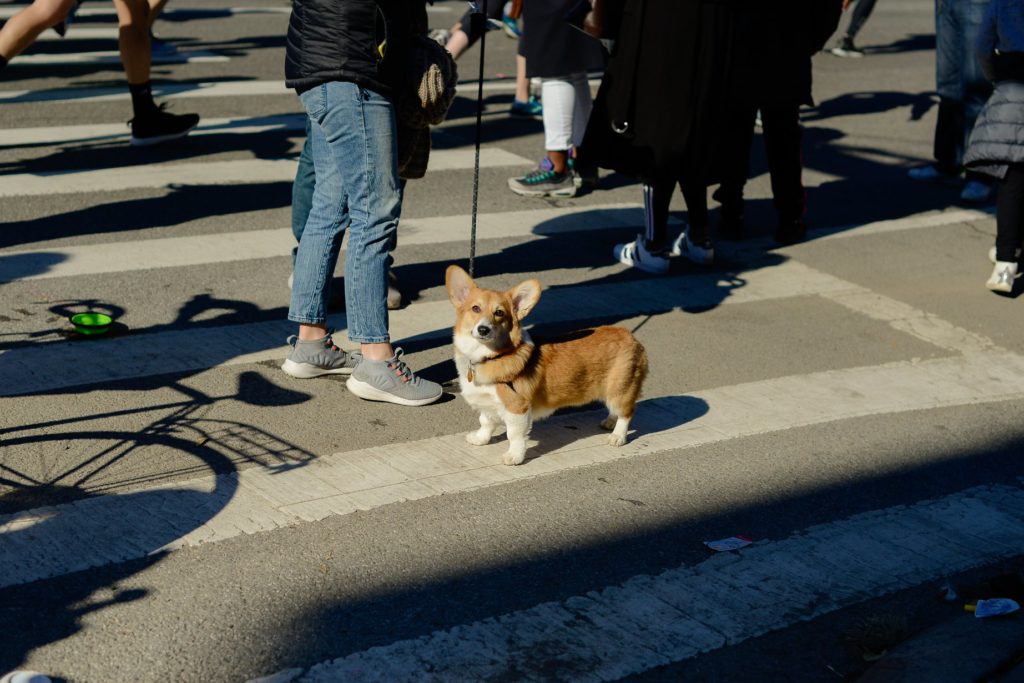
[1,1,1023,681]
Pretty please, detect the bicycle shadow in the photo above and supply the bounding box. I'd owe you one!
[0,371,317,673]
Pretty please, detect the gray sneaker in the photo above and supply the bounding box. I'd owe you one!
[345,348,443,406]
[281,332,361,379]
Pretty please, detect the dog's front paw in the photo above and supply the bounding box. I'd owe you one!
[465,431,491,446]
[600,416,616,431]
[607,433,626,447]
[502,449,526,466]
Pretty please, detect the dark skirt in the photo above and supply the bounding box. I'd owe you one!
[521,0,606,78]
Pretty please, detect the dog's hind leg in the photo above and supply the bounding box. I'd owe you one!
[603,400,636,447]
[466,412,498,446]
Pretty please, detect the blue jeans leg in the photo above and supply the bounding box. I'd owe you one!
[934,0,993,168]
[289,82,399,344]
[291,117,316,263]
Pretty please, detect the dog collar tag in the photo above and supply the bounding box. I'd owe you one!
[467,366,474,382]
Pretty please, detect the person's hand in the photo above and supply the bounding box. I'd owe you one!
[582,0,603,38]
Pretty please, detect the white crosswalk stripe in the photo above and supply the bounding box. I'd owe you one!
[7,49,228,66]
[267,483,1024,682]
[5,352,1024,589]
[0,148,530,199]
[0,77,578,105]
[2,19,1022,680]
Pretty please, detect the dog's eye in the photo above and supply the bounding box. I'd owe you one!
[494,309,505,318]
[471,305,481,313]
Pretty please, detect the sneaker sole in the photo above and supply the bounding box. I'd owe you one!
[830,48,863,58]
[507,179,577,198]
[345,377,442,406]
[130,121,200,147]
[281,359,355,379]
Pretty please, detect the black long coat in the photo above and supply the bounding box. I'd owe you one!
[728,1,842,107]
[579,0,736,184]
[580,0,841,183]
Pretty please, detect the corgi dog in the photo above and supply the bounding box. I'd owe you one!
[445,265,648,465]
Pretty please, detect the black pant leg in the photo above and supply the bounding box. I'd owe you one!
[760,104,806,224]
[934,97,965,173]
[996,164,1024,262]
[715,103,758,209]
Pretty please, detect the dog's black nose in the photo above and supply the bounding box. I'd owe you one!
[477,325,491,336]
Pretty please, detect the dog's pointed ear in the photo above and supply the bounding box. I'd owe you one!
[509,279,541,320]
[446,265,474,307]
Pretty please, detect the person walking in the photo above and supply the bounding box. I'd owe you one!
[0,0,199,146]
[580,0,736,272]
[963,0,1024,293]
[830,0,878,58]
[282,0,442,406]
[714,0,842,246]
[908,0,995,204]
[506,0,605,198]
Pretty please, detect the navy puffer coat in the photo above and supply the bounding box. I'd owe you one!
[964,77,1024,179]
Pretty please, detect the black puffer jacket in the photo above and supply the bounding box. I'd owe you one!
[964,73,1024,179]
[285,0,427,98]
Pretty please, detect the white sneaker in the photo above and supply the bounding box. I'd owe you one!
[960,180,993,203]
[989,246,1023,264]
[613,235,670,274]
[669,231,714,265]
[986,261,1020,293]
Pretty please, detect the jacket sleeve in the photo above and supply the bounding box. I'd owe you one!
[976,0,998,81]
[807,0,843,55]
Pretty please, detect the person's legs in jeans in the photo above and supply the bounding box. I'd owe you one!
[292,81,397,348]
[290,82,440,404]
[291,118,318,263]
[960,0,996,193]
[933,0,965,174]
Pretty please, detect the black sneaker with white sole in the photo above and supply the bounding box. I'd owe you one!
[830,36,864,58]
[130,106,200,146]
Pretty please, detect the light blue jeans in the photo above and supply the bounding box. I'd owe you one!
[289,81,401,344]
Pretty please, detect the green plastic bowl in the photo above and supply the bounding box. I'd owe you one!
[70,312,113,336]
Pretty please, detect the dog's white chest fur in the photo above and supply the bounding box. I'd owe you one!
[454,353,504,413]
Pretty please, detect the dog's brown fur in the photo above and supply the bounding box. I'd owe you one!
[445,265,648,465]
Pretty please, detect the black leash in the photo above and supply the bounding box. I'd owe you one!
[468,0,488,277]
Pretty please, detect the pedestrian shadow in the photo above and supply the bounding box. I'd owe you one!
[0,182,292,250]
[802,91,936,123]
[862,33,936,56]
[0,252,66,283]
[0,125,302,175]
